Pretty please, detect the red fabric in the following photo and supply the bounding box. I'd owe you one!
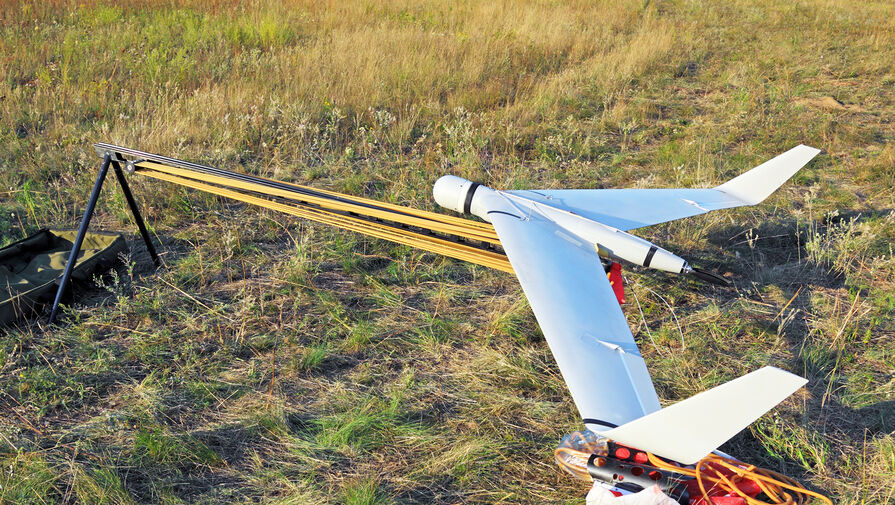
[608,262,625,304]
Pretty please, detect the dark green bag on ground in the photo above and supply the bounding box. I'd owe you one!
[0,229,127,326]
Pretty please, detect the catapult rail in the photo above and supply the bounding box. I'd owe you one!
[48,143,512,324]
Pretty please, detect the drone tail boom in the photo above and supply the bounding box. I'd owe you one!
[598,366,807,465]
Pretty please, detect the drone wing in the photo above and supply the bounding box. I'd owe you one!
[485,205,662,430]
[506,145,820,230]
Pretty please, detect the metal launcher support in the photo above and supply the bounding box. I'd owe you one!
[48,141,515,325]
[47,147,160,325]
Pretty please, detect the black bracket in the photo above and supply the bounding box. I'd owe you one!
[47,148,161,325]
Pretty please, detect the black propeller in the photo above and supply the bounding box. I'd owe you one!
[682,264,731,286]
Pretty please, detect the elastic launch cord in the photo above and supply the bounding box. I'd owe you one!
[135,164,514,273]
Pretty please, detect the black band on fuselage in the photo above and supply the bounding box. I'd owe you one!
[643,246,658,268]
[582,418,619,429]
[463,182,480,214]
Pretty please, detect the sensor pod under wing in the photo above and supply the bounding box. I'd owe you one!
[432,145,820,462]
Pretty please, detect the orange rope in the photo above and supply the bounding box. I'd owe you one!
[645,452,833,505]
[555,446,593,481]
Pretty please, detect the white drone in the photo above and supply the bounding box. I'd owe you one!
[432,145,822,503]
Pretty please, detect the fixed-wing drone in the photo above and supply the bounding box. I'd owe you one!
[433,145,827,504]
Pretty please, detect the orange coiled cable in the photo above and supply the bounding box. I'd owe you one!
[645,452,833,505]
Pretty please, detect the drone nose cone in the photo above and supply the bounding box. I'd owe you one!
[433,175,468,213]
[433,175,489,219]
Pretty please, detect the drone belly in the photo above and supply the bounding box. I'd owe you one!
[433,175,496,222]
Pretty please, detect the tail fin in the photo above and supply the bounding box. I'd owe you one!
[598,367,807,464]
[716,145,821,205]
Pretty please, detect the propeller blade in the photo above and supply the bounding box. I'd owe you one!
[688,267,730,286]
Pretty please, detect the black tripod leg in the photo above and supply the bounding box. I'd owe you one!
[112,161,160,267]
[48,153,112,325]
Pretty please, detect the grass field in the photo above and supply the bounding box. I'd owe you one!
[1,0,894,503]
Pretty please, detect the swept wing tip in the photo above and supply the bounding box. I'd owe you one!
[598,366,807,465]
[716,145,822,206]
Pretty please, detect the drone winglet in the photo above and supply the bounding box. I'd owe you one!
[716,144,822,205]
[597,366,808,465]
